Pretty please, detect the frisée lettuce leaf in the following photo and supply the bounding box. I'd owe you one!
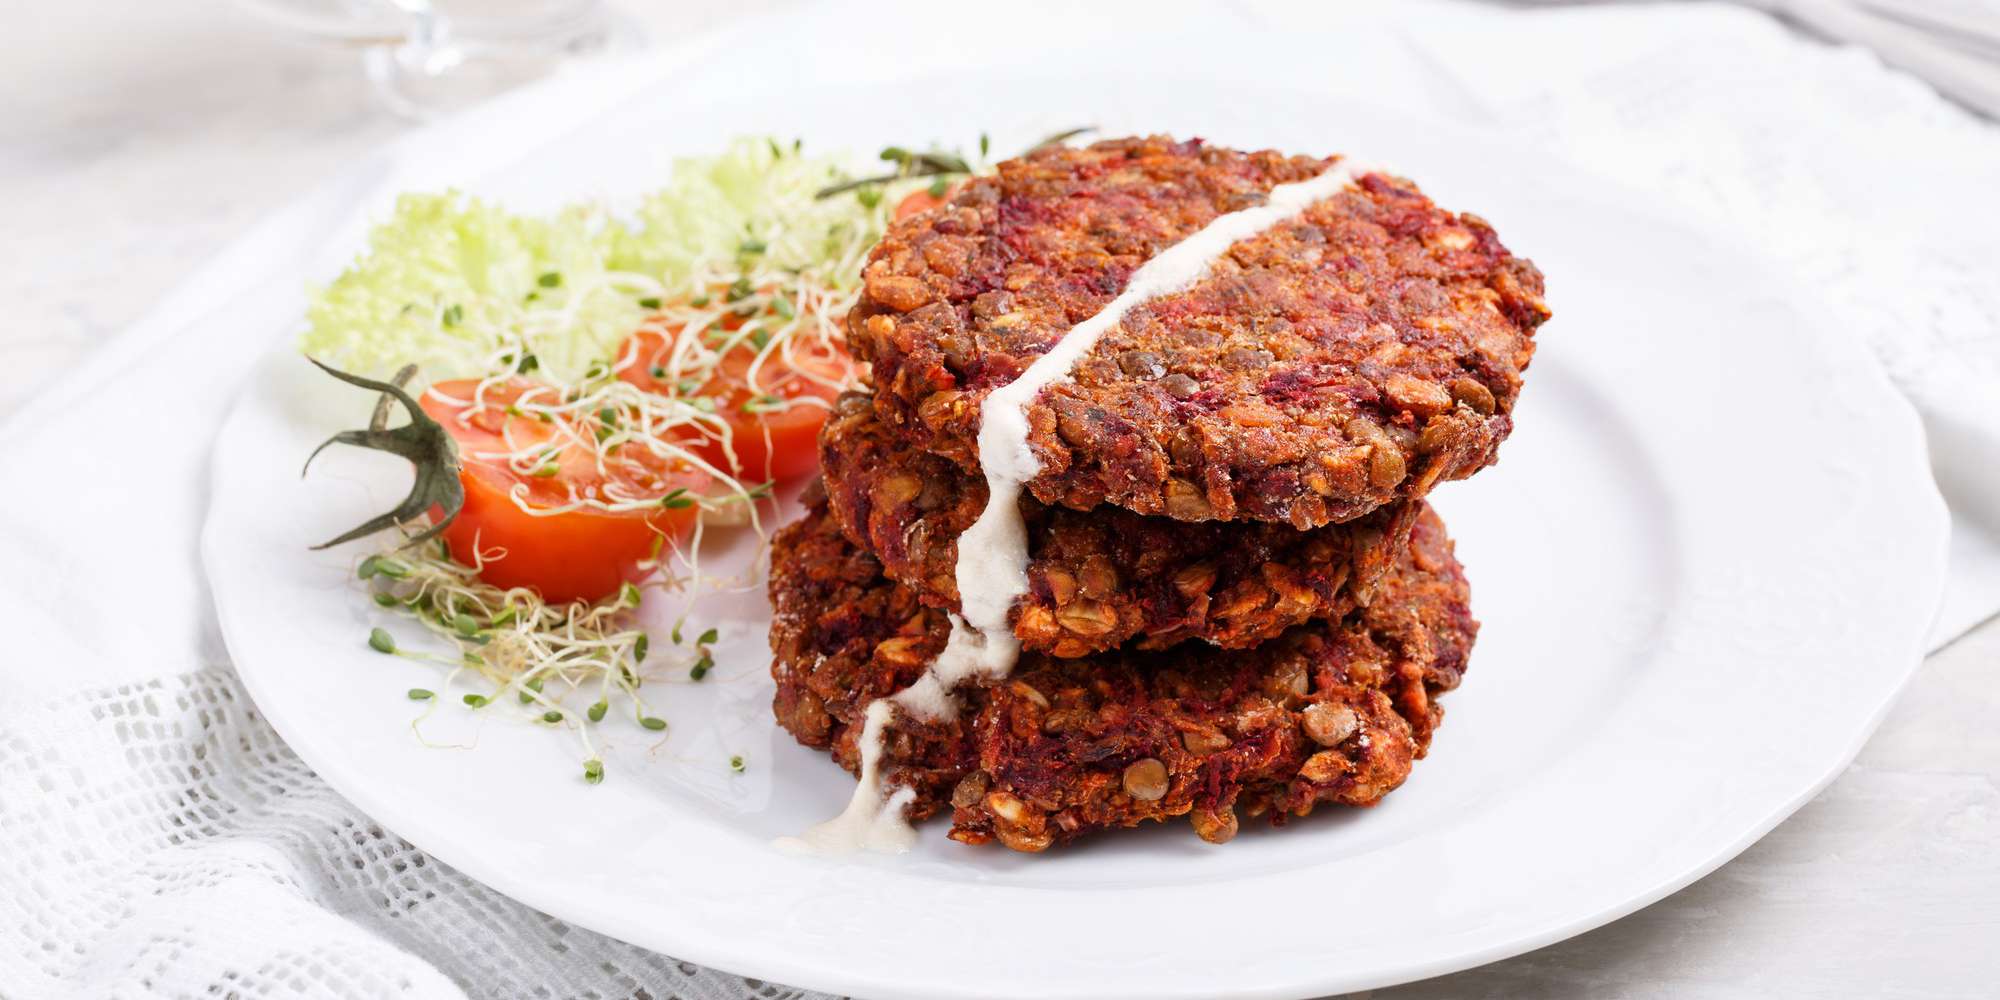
[300,138,902,385]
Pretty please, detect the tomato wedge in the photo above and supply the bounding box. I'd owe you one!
[896,188,948,220]
[900,182,976,225]
[420,378,712,604]
[615,323,852,484]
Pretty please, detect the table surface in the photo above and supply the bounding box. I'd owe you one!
[4,3,1995,997]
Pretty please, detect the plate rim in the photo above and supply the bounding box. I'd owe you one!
[199,69,1951,1000]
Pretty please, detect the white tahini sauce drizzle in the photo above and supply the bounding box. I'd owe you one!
[779,158,1379,856]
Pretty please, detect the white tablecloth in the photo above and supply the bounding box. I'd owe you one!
[3,2,1995,997]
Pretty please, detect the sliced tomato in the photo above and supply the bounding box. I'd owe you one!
[615,323,852,484]
[893,182,963,220]
[420,378,711,604]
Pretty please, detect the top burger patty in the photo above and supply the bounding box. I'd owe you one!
[848,135,1549,529]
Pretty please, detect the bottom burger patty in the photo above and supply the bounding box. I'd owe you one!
[768,493,1476,851]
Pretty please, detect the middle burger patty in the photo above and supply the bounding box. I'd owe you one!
[819,392,1421,658]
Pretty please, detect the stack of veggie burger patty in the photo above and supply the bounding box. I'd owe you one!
[769,135,1550,851]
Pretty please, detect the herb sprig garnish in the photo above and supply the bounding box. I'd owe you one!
[813,126,1096,200]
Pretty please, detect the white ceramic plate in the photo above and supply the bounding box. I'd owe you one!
[202,75,1948,1000]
